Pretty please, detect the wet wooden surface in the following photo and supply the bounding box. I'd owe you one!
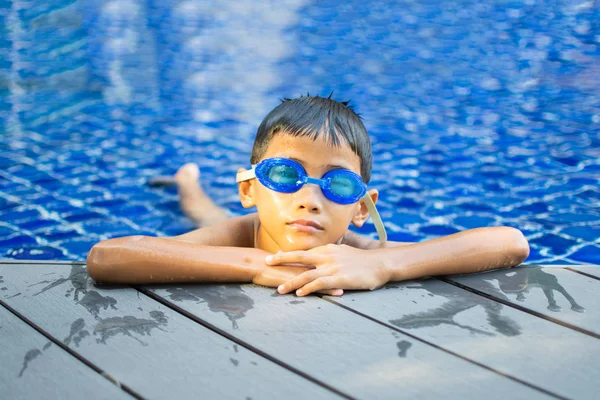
[1,261,599,400]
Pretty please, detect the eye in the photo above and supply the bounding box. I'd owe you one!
[330,175,358,196]
[268,165,299,185]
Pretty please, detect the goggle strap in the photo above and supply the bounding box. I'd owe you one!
[236,166,256,183]
[362,194,388,246]
[236,165,388,246]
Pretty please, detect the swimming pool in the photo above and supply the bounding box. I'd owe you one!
[1,0,599,264]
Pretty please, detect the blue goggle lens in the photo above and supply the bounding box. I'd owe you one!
[259,159,365,203]
[267,164,300,186]
[329,174,360,197]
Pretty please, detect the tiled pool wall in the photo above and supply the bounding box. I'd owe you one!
[0,0,599,264]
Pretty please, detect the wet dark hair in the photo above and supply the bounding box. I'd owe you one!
[250,95,373,183]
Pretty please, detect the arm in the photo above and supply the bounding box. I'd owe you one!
[270,226,530,296]
[377,226,530,282]
[87,213,342,295]
[86,236,270,284]
[87,213,265,284]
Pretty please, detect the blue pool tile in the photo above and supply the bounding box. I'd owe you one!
[0,225,16,238]
[77,189,108,201]
[547,212,600,224]
[19,218,60,231]
[89,198,127,208]
[159,218,196,236]
[81,219,136,235]
[89,176,118,186]
[63,210,105,223]
[524,246,544,263]
[395,213,426,225]
[127,190,164,202]
[155,200,180,213]
[3,245,66,260]
[419,225,460,236]
[30,194,62,206]
[43,200,77,213]
[1,0,600,263]
[0,197,20,211]
[34,177,64,191]
[60,239,99,259]
[3,208,43,223]
[453,215,497,229]
[568,245,600,265]
[516,202,549,213]
[0,234,38,247]
[561,226,600,242]
[38,229,81,242]
[111,204,152,219]
[133,213,168,231]
[387,232,423,243]
[456,202,495,212]
[529,234,579,257]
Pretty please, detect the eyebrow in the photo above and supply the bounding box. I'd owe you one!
[288,157,351,170]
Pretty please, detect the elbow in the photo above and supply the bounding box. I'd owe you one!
[86,242,107,282]
[505,227,530,266]
[85,236,145,283]
[86,245,99,281]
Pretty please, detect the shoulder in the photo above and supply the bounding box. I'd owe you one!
[170,213,258,248]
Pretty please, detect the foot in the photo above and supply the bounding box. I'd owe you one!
[174,163,229,227]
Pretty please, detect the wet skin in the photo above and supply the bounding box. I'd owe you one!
[237,133,378,254]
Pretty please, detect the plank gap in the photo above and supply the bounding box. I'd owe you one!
[439,277,600,340]
[321,294,567,400]
[0,298,145,400]
[136,286,356,400]
[565,267,600,282]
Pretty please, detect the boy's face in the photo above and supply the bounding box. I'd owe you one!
[238,133,377,253]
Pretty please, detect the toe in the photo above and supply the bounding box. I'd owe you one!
[175,163,200,184]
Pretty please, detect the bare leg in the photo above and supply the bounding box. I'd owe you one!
[174,163,229,227]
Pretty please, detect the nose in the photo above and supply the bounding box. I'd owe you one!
[293,183,324,212]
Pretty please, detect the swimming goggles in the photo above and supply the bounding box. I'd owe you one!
[236,157,387,245]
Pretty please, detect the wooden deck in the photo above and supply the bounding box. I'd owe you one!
[1,260,599,399]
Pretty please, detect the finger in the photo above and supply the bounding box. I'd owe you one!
[277,268,332,294]
[317,289,344,296]
[273,263,316,269]
[296,277,338,297]
[266,251,325,266]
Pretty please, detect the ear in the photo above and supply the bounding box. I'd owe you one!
[237,168,256,208]
[351,189,379,227]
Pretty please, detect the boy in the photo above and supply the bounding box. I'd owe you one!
[87,95,530,297]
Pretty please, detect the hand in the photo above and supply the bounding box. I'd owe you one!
[252,265,344,297]
[265,244,390,297]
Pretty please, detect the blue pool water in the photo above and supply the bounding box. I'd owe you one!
[0,0,599,264]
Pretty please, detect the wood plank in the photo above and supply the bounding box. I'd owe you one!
[0,263,340,400]
[0,305,133,400]
[447,266,600,336]
[567,265,600,279]
[146,283,552,400]
[327,275,600,400]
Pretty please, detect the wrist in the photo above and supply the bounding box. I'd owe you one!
[371,249,393,286]
[247,248,271,278]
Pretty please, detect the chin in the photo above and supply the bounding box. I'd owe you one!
[282,236,329,251]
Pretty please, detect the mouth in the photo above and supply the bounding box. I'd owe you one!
[286,219,324,233]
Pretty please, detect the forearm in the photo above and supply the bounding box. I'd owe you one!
[377,227,530,282]
[86,236,269,284]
